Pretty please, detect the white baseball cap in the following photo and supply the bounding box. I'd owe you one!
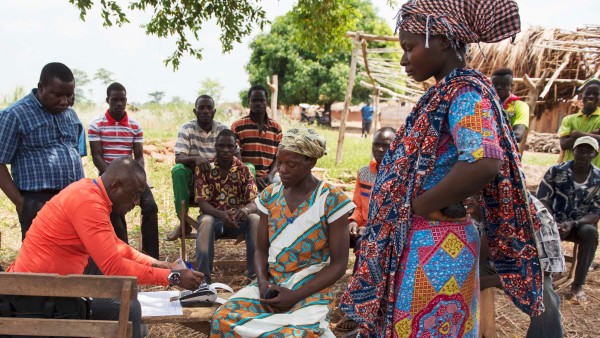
[574,136,599,151]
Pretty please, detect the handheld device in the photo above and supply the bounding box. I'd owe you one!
[263,288,279,299]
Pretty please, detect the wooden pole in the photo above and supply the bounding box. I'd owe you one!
[539,53,571,99]
[373,90,381,134]
[336,34,361,164]
[267,75,278,119]
[346,31,398,42]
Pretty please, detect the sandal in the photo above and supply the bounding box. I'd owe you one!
[570,290,588,305]
[335,314,359,332]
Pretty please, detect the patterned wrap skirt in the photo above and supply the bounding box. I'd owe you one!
[392,216,480,338]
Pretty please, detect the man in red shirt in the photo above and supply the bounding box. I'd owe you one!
[8,157,204,338]
[88,82,159,259]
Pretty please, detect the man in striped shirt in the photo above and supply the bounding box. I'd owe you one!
[231,85,283,190]
[88,82,159,259]
[167,95,231,240]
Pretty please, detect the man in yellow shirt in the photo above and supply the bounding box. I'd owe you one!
[492,68,529,143]
[558,77,600,167]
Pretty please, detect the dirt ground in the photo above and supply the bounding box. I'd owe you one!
[147,239,600,338]
[1,159,597,337]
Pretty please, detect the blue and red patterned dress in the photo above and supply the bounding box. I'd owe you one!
[392,86,504,337]
[340,68,543,338]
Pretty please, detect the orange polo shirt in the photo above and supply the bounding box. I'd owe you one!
[348,160,378,227]
[8,177,169,286]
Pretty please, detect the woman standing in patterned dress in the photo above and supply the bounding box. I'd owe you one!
[341,1,544,337]
[210,128,354,337]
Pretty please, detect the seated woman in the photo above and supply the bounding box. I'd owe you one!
[210,128,355,337]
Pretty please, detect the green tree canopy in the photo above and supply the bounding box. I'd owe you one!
[68,0,395,69]
[244,0,397,108]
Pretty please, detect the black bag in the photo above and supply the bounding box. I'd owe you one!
[0,295,91,338]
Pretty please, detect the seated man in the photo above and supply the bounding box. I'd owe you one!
[7,157,204,338]
[537,136,600,303]
[167,95,230,240]
[337,126,395,334]
[195,129,259,283]
[348,127,396,243]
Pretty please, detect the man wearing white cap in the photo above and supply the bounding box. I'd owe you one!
[537,135,600,304]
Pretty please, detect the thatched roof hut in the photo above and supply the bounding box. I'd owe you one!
[469,25,600,132]
[346,27,600,134]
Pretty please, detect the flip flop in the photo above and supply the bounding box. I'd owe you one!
[570,290,588,305]
[335,314,359,332]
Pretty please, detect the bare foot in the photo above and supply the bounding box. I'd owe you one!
[165,225,192,241]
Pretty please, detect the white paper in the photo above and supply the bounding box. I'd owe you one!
[139,291,183,317]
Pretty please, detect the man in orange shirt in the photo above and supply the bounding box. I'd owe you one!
[348,127,396,241]
[337,127,395,334]
[8,157,204,338]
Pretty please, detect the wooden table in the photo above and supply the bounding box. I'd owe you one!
[142,294,230,334]
[142,305,219,334]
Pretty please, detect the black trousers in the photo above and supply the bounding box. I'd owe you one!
[564,223,599,286]
[111,185,159,259]
[91,298,143,338]
[18,190,60,240]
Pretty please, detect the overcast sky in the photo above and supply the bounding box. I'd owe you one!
[0,0,598,104]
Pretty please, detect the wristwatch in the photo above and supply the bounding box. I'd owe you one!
[168,271,181,286]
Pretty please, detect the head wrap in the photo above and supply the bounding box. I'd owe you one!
[396,0,521,54]
[278,128,326,159]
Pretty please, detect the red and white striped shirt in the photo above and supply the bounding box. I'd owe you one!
[88,110,143,163]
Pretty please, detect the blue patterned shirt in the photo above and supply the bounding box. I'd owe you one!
[0,90,84,191]
[536,161,600,223]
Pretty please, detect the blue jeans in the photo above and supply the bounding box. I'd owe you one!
[195,213,259,283]
[526,273,563,338]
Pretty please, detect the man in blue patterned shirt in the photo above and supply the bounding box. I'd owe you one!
[537,136,600,304]
[0,62,84,240]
